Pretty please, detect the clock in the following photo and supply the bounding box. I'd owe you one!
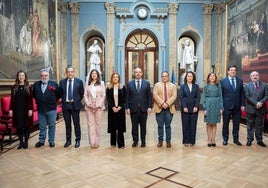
[137,7,148,19]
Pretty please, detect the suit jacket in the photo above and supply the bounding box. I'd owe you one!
[32,80,60,113]
[106,86,126,133]
[179,83,200,113]
[220,77,245,110]
[153,82,177,114]
[244,81,268,115]
[59,77,84,110]
[126,79,152,113]
[84,81,106,110]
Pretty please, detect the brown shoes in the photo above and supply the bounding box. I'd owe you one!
[166,141,171,148]
[157,141,171,148]
[157,142,163,147]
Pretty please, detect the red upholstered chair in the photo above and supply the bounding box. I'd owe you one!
[32,99,38,125]
[0,96,16,144]
[0,108,6,152]
[56,99,62,121]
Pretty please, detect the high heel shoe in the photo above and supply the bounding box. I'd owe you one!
[207,143,212,147]
[211,143,216,147]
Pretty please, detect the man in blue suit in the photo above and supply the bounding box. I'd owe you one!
[33,69,61,148]
[220,65,245,146]
[244,71,268,147]
[126,67,152,147]
[59,66,84,148]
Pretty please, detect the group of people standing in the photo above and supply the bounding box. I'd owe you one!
[7,65,267,150]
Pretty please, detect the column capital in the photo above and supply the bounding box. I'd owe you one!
[69,2,80,14]
[57,2,68,14]
[168,3,179,14]
[203,4,214,15]
[105,3,116,14]
[214,4,226,15]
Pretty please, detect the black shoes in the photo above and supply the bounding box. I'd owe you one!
[233,141,242,146]
[64,142,71,147]
[132,142,138,147]
[222,140,228,146]
[75,141,80,148]
[141,142,146,147]
[49,142,55,148]
[246,141,252,146]
[257,141,267,147]
[35,142,44,148]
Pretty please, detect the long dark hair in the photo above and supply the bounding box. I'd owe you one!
[88,69,101,86]
[12,70,30,95]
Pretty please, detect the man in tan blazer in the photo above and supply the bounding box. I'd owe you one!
[153,71,177,148]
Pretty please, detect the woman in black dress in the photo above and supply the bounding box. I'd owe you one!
[106,73,126,148]
[9,70,33,149]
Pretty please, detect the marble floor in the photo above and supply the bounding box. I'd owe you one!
[1,110,268,188]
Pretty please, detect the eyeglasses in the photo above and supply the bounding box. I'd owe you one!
[40,75,48,77]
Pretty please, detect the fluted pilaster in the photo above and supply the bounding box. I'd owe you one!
[69,2,80,75]
[168,3,179,81]
[203,4,214,82]
[57,2,68,80]
[105,3,116,82]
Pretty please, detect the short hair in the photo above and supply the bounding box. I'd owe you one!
[184,71,196,84]
[227,65,237,71]
[40,68,49,73]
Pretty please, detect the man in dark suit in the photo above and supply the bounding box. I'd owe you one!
[59,66,84,148]
[244,71,268,147]
[220,65,245,146]
[33,69,61,148]
[126,67,152,147]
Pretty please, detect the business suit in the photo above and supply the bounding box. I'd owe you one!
[59,77,84,145]
[84,81,106,147]
[179,83,200,145]
[126,79,152,146]
[220,76,245,143]
[244,81,268,144]
[153,81,177,144]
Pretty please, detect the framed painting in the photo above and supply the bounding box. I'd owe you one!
[227,0,268,83]
[0,0,56,86]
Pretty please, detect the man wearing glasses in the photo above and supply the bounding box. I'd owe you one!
[33,69,60,148]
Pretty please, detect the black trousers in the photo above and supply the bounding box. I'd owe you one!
[110,131,125,148]
[130,109,148,144]
[63,103,81,143]
[222,109,241,142]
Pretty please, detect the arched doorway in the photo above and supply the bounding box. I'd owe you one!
[125,30,158,84]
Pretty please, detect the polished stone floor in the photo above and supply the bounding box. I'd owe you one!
[0,110,268,188]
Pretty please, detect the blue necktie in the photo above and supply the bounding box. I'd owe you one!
[137,80,140,93]
[68,79,73,100]
[231,78,235,91]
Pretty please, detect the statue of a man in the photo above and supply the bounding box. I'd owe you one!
[181,39,194,72]
[87,39,102,74]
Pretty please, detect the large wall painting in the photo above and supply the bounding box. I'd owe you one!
[0,0,56,82]
[227,0,268,83]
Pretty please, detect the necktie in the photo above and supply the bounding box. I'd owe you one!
[255,82,259,94]
[231,78,235,91]
[137,80,140,93]
[68,79,73,101]
[164,83,167,102]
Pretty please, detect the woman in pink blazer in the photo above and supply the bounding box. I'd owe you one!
[84,69,106,148]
